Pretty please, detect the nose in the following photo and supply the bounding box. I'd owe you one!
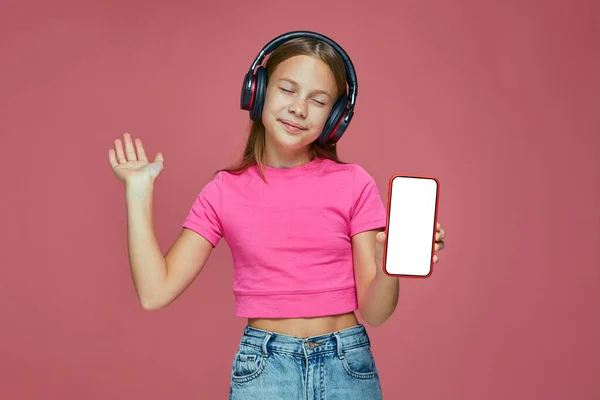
[289,98,307,118]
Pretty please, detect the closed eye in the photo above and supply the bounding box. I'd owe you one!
[280,86,326,106]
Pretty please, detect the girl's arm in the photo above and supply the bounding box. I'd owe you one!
[125,178,214,311]
[352,230,399,327]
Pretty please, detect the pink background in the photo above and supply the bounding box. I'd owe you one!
[1,0,599,399]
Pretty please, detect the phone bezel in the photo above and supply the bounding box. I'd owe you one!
[382,174,440,278]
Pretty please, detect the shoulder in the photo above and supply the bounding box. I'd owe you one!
[315,159,379,192]
[191,169,235,199]
[206,166,257,187]
[318,158,371,179]
[195,170,224,193]
[351,163,376,184]
[328,160,376,185]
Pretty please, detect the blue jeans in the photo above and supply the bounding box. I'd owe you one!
[228,324,383,400]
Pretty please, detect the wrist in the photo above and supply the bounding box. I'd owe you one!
[126,177,154,199]
[126,175,153,189]
[375,263,397,283]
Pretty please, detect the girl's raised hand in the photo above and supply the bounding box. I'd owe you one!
[108,132,164,185]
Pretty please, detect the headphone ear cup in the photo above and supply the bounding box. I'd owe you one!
[249,67,267,121]
[240,70,254,111]
[317,97,349,145]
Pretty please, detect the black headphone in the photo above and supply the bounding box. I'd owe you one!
[240,30,358,145]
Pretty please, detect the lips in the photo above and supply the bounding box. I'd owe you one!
[278,119,307,130]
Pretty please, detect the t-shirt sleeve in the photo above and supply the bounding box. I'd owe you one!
[182,172,224,247]
[349,165,387,236]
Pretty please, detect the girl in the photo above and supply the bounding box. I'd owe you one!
[108,31,445,400]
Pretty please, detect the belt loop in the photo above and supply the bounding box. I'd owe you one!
[333,332,344,359]
[262,332,272,357]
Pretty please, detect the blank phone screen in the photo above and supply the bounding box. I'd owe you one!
[384,176,439,277]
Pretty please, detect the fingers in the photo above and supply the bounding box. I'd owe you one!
[154,152,164,164]
[135,137,148,162]
[123,132,137,161]
[112,136,126,163]
[108,148,119,168]
[436,228,445,241]
[110,132,151,166]
[433,222,445,261]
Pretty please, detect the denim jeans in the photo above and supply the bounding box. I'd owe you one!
[228,324,383,400]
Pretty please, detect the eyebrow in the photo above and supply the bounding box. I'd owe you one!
[278,77,332,98]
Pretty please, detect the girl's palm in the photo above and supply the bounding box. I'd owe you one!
[108,133,164,184]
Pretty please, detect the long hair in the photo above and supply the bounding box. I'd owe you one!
[218,37,349,181]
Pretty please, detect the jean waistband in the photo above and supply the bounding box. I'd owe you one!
[239,324,371,358]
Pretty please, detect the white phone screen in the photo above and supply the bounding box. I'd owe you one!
[384,176,439,277]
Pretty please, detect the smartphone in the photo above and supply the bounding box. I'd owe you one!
[382,175,440,278]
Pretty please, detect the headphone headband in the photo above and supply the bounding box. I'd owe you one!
[247,30,358,114]
[240,30,358,144]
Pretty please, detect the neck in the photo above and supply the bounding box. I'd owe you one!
[263,143,313,169]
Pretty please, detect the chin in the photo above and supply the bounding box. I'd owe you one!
[273,132,311,150]
[264,118,304,142]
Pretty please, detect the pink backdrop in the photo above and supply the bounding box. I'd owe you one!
[1,0,598,399]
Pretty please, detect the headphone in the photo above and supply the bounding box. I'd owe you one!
[240,30,358,145]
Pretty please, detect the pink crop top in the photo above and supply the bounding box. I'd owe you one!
[182,157,387,318]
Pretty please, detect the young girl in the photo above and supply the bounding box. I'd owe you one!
[108,31,445,400]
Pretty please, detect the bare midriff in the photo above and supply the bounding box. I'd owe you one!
[248,311,360,338]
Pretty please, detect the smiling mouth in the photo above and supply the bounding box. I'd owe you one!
[279,119,307,133]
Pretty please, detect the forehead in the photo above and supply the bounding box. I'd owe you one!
[270,55,337,93]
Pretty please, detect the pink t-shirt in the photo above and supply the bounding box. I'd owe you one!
[182,157,387,318]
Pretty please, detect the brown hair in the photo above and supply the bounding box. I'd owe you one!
[217,37,349,181]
